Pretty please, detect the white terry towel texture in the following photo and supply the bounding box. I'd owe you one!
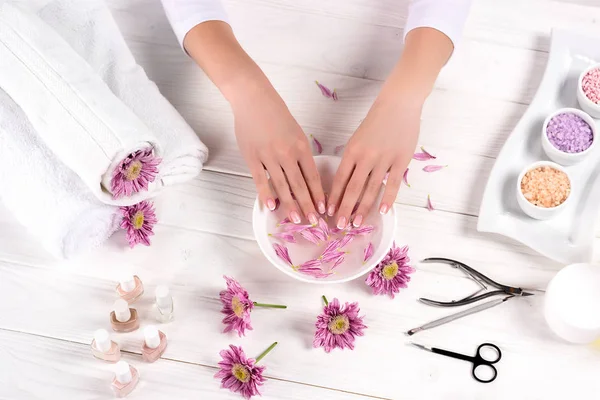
[0,88,121,259]
[0,1,209,206]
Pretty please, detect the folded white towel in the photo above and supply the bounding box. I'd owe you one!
[0,88,121,259]
[0,1,208,205]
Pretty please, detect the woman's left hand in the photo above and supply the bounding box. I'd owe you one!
[327,97,422,228]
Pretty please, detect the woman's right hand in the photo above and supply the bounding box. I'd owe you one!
[231,83,326,225]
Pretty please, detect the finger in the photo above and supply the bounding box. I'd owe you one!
[336,163,372,229]
[298,152,326,215]
[263,160,301,223]
[281,160,318,225]
[250,161,279,211]
[379,164,403,215]
[327,154,355,217]
[352,165,389,227]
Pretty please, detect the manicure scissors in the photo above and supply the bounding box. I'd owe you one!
[419,258,538,307]
[411,342,502,383]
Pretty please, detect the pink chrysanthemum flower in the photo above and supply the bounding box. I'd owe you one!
[220,276,254,337]
[215,343,276,399]
[119,200,157,248]
[365,242,415,298]
[313,297,367,353]
[111,148,161,199]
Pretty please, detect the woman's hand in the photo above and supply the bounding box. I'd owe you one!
[327,98,421,228]
[232,85,326,225]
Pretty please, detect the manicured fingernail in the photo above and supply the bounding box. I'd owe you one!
[317,201,326,215]
[379,204,389,215]
[336,216,347,230]
[290,211,301,224]
[267,198,276,211]
[327,204,336,217]
[308,213,318,226]
[353,215,363,227]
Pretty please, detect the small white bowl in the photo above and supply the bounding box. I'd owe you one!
[541,108,596,166]
[252,155,396,284]
[577,63,600,119]
[545,263,600,344]
[516,161,572,220]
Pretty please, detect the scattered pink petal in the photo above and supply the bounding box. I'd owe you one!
[309,227,327,242]
[426,194,435,211]
[423,165,447,173]
[268,232,296,244]
[403,169,410,187]
[363,243,374,264]
[277,217,292,226]
[321,250,345,264]
[322,239,341,256]
[281,224,313,233]
[318,218,330,239]
[315,81,333,98]
[331,254,345,270]
[297,263,332,278]
[334,145,345,155]
[338,234,354,248]
[332,89,339,101]
[299,259,322,269]
[273,243,293,266]
[311,135,323,154]
[348,225,374,236]
[413,146,437,161]
[300,229,321,245]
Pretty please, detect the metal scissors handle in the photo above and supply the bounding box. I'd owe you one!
[411,342,502,383]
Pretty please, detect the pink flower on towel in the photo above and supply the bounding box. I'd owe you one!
[111,148,161,199]
[120,200,157,247]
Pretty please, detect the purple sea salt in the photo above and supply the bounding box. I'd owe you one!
[546,112,594,153]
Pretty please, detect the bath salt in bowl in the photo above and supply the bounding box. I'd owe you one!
[253,155,396,284]
[516,161,572,220]
[541,108,596,165]
[577,63,600,118]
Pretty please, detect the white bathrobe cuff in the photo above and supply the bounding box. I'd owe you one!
[160,0,229,50]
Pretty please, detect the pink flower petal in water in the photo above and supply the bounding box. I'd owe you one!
[413,146,437,161]
[300,229,321,245]
[318,218,330,239]
[403,169,410,187]
[281,224,313,233]
[422,165,447,173]
[273,243,293,266]
[299,259,322,269]
[321,239,341,256]
[268,232,297,244]
[331,254,345,270]
[309,227,327,242]
[426,194,435,211]
[334,145,345,155]
[338,234,354,248]
[321,250,345,264]
[315,81,333,98]
[348,225,374,236]
[277,217,292,227]
[363,242,374,264]
[311,135,323,154]
[332,89,339,101]
[298,262,332,278]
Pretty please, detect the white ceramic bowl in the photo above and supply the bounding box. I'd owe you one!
[252,155,396,284]
[544,263,600,344]
[577,63,600,119]
[541,108,596,166]
[516,161,572,220]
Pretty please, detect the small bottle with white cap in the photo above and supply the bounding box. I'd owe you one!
[116,275,144,303]
[111,361,139,398]
[141,325,168,363]
[110,299,139,333]
[91,329,121,362]
[154,285,174,323]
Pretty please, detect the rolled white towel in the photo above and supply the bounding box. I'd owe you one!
[0,88,121,259]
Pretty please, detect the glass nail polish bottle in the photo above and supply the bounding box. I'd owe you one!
[141,325,168,363]
[154,285,174,323]
[111,361,139,398]
[116,275,144,303]
[91,329,120,362]
[110,299,139,333]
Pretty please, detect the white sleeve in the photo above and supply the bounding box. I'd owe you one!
[160,0,229,50]
[403,0,472,49]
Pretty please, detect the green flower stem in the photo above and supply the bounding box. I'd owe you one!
[253,302,287,309]
[255,342,278,364]
[322,295,328,306]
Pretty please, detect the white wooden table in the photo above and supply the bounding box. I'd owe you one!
[2,0,600,399]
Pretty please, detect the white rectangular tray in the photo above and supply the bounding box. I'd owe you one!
[477,29,600,264]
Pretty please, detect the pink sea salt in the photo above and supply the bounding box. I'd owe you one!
[582,67,600,104]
